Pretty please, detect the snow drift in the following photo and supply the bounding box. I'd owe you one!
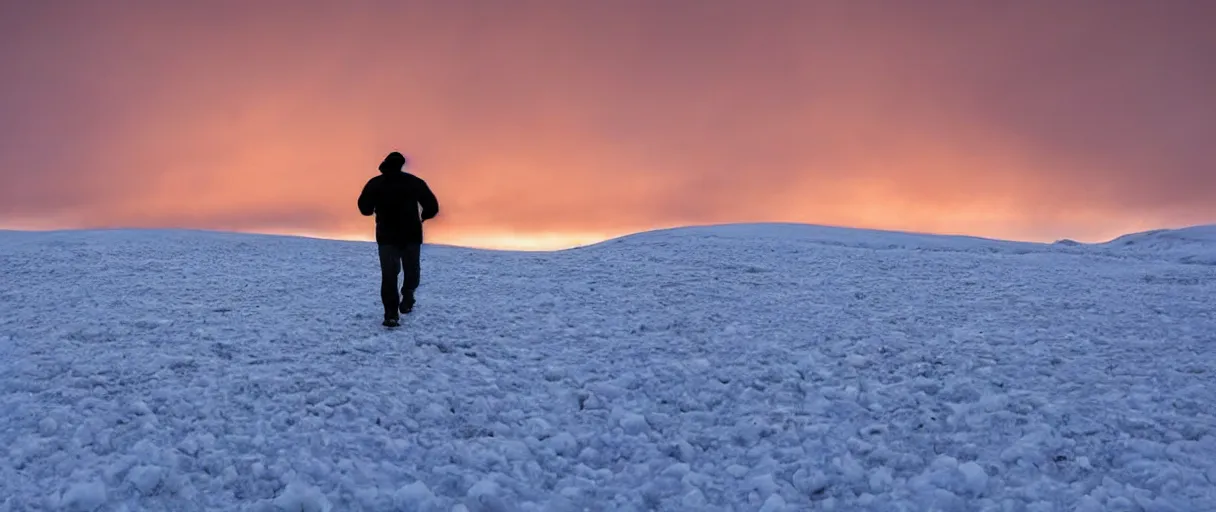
[1100,225,1216,266]
[1,223,1214,511]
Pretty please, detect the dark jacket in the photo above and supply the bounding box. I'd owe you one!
[358,169,439,245]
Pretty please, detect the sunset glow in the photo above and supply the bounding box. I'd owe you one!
[2,1,1213,250]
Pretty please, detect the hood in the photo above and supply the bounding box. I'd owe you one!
[378,152,407,174]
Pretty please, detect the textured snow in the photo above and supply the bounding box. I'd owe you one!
[1,223,1215,510]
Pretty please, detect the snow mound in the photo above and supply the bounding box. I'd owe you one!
[587,222,1051,255]
[1,225,1215,510]
[1101,225,1216,265]
[590,221,1216,266]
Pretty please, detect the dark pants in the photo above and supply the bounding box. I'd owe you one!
[378,243,421,318]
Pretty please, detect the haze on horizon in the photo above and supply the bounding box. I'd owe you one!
[1,1,1214,250]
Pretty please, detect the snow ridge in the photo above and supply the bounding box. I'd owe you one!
[583,222,1216,265]
[1,224,1214,510]
[1100,225,1216,265]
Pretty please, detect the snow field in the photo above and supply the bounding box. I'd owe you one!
[1,225,1214,510]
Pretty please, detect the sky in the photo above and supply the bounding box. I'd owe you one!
[1,0,1213,250]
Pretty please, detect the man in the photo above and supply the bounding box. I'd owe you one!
[358,151,439,327]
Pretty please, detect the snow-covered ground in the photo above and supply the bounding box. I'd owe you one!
[1,224,1214,511]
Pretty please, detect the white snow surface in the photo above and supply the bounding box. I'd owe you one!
[1,223,1215,511]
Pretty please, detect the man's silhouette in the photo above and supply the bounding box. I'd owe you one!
[358,151,439,327]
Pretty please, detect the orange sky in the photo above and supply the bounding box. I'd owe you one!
[1,1,1214,250]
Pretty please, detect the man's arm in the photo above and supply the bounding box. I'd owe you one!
[357,177,378,216]
[418,179,439,221]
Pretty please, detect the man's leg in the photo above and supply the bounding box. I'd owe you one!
[378,244,402,320]
[400,243,421,313]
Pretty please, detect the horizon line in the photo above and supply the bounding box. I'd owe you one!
[3,220,1211,252]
